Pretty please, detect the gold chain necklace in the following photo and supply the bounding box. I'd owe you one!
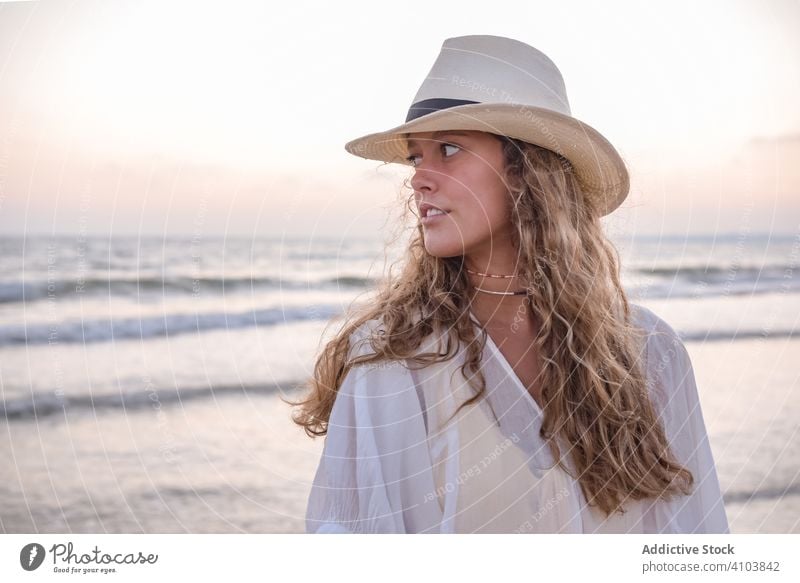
[466,267,529,296]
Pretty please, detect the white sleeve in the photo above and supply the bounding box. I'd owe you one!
[641,308,730,533]
[305,325,443,534]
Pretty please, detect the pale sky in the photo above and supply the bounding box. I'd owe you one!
[0,0,798,237]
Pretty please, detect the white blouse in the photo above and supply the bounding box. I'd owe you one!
[305,303,729,533]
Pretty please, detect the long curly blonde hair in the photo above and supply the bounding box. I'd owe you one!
[286,135,693,518]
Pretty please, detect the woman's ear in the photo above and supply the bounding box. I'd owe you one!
[502,168,525,195]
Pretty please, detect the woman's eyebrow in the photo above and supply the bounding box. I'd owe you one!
[406,131,472,149]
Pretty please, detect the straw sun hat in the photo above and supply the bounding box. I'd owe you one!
[344,34,629,216]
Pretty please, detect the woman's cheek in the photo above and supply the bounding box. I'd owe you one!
[447,210,467,237]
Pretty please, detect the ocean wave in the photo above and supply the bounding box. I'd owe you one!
[724,483,800,504]
[0,304,343,346]
[630,277,800,300]
[680,329,799,342]
[638,264,795,279]
[2,382,306,422]
[0,274,375,304]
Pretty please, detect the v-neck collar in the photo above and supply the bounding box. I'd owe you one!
[468,311,544,416]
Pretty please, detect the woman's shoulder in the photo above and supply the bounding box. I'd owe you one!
[629,302,694,412]
[629,302,691,379]
[346,308,438,362]
[346,316,387,360]
[629,302,685,354]
[630,302,678,336]
[339,316,430,411]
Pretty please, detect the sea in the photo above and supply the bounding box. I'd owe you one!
[1,232,798,533]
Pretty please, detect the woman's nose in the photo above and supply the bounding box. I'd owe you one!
[410,164,437,194]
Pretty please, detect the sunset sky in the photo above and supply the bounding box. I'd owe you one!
[0,0,798,237]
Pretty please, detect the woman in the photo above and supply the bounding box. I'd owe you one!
[289,35,729,533]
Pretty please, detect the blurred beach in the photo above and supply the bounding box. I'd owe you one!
[1,233,798,533]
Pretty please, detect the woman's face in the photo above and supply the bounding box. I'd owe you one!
[408,130,514,258]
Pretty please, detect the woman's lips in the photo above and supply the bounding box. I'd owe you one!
[421,210,451,225]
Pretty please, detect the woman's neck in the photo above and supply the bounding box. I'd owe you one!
[469,292,533,330]
[466,274,532,330]
[464,245,534,329]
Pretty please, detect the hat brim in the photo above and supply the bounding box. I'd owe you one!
[344,102,629,216]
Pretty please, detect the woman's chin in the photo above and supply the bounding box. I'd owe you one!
[422,235,466,258]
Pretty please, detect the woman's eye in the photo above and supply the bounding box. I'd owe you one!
[406,143,460,166]
[442,143,460,157]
